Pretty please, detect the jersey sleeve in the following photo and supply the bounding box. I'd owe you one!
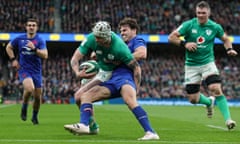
[133,37,146,50]
[118,43,134,65]
[177,20,192,36]
[78,34,94,55]
[38,37,47,50]
[215,24,225,39]
[10,37,19,49]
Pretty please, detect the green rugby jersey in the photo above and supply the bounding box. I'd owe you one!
[178,18,224,66]
[79,32,133,71]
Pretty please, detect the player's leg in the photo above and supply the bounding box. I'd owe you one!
[31,87,42,125]
[64,85,111,135]
[74,70,112,132]
[185,65,214,117]
[74,79,102,107]
[206,75,236,130]
[21,77,35,121]
[121,84,159,140]
[30,73,43,125]
[74,69,112,107]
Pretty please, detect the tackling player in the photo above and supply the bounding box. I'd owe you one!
[64,18,159,140]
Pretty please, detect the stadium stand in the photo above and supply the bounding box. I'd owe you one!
[1,0,240,103]
[0,0,55,32]
[2,45,240,103]
[1,0,240,34]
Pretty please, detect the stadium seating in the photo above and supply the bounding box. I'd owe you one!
[1,0,240,34]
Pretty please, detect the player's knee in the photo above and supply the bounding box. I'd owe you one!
[74,92,80,101]
[189,97,198,104]
[24,87,34,93]
[185,84,200,94]
[208,84,222,95]
[205,75,222,95]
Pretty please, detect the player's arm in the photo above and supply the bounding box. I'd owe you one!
[6,42,19,69]
[127,59,141,92]
[35,49,48,59]
[71,49,96,79]
[26,40,48,59]
[133,46,147,60]
[168,29,197,52]
[168,30,183,47]
[6,43,15,60]
[221,33,238,56]
[71,49,84,76]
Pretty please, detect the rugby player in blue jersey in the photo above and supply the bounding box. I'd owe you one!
[6,18,48,125]
[64,18,159,140]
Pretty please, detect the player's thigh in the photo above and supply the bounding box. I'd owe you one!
[22,77,35,91]
[202,62,219,79]
[184,65,201,85]
[84,85,111,102]
[79,79,102,94]
[121,84,138,108]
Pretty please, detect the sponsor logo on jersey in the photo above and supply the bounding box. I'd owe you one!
[197,36,205,44]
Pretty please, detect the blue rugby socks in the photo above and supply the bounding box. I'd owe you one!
[80,103,93,126]
[132,106,155,133]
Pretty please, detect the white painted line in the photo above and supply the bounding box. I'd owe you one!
[207,124,228,131]
[0,104,15,109]
[0,139,239,144]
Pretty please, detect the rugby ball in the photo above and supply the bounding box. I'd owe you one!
[79,60,99,74]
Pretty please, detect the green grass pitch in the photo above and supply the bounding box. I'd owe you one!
[0,104,239,144]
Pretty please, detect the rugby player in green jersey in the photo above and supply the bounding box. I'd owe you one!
[168,1,237,130]
[65,21,142,135]
[70,21,137,107]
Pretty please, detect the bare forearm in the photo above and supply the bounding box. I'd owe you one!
[168,30,182,46]
[132,46,147,60]
[6,44,15,59]
[134,66,141,87]
[36,49,48,59]
[128,60,141,88]
[71,58,79,75]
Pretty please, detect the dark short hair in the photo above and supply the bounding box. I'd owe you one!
[196,1,210,10]
[118,17,140,33]
[26,18,39,25]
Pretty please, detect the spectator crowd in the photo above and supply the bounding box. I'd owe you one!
[2,48,240,103]
[1,0,240,34]
[1,0,240,103]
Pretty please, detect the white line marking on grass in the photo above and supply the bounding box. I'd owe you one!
[207,124,228,131]
[0,139,159,143]
[0,104,15,109]
[0,139,239,144]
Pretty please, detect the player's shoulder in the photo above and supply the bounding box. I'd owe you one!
[134,35,145,42]
[15,34,27,39]
[84,33,97,43]
[207,19,221,27]
[132,36,146,45]
[111,32,127,46]
[183,18,197,25]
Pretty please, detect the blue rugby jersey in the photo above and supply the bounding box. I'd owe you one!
[10,34,46,73]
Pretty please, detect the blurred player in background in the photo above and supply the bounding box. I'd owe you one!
[64,18,159,140]
[168,1,237,130]
[6,18,48,125]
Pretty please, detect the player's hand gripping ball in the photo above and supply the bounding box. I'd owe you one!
[79,60,99,75]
